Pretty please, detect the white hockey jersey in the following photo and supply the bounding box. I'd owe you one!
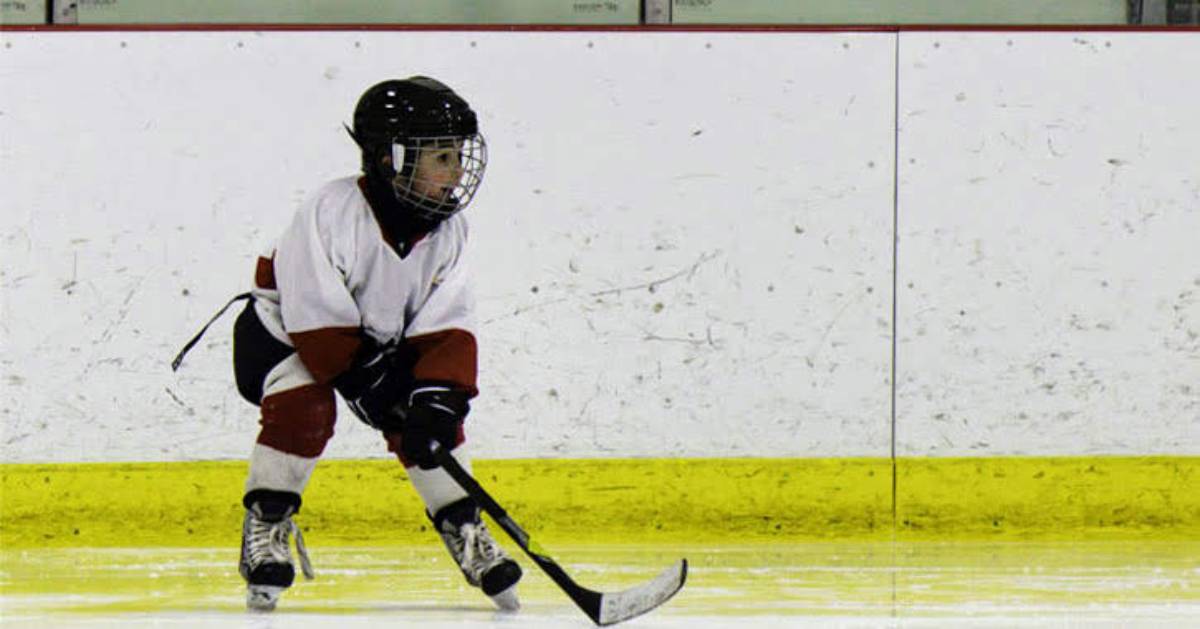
[251,176,477,394]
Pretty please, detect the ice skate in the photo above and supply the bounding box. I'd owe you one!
[432,498,523,611]
[239,491,314,611]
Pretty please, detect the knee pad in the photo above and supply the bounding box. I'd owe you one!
[258,385,336,458]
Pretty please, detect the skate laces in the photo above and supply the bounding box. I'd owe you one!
[247,512,315,580]
[449,521,505,582]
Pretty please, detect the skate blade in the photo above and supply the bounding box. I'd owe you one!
[247,585,286,611]
[489,584,520,612]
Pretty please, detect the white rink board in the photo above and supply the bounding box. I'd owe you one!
[895,33,1200,456]
[0,31,896,462]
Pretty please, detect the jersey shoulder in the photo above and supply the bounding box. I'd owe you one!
[307,176,370,218]
[295,176,373,240]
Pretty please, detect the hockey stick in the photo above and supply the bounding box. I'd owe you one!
[431,444,687,626]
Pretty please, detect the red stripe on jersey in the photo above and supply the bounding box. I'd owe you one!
[406,329,478,397]
[254,256,277,290]
[289,327,362,384]
[258,384,336,458]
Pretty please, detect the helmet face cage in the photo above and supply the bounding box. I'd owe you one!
[389,133,487,223]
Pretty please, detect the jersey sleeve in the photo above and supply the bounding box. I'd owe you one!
[404,218,478,397]
[274,192,363,383]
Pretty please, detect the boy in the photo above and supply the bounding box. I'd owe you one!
[230,76,521,612]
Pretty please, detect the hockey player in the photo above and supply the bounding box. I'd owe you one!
[230,77,521,612]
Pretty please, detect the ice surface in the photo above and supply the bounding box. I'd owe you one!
[2,542,1197,628]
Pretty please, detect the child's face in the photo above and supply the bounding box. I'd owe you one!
[404,140,465,203]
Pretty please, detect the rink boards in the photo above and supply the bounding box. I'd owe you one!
[2,456,1197,547]
[2,30,1198,557]
[4,30,1199,467]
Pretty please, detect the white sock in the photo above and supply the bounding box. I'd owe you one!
[245,443,319,496]
[407,444,472,517]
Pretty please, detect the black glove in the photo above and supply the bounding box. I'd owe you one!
[399,385,470,469]
[332,339,414,432]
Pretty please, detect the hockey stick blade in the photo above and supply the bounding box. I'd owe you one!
[431,445,687,625]
[595,558,687,626]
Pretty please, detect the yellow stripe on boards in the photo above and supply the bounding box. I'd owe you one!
[896,456,1200,539]
[0,456,1195,548]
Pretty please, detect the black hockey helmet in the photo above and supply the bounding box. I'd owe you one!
[348,77,486,224]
